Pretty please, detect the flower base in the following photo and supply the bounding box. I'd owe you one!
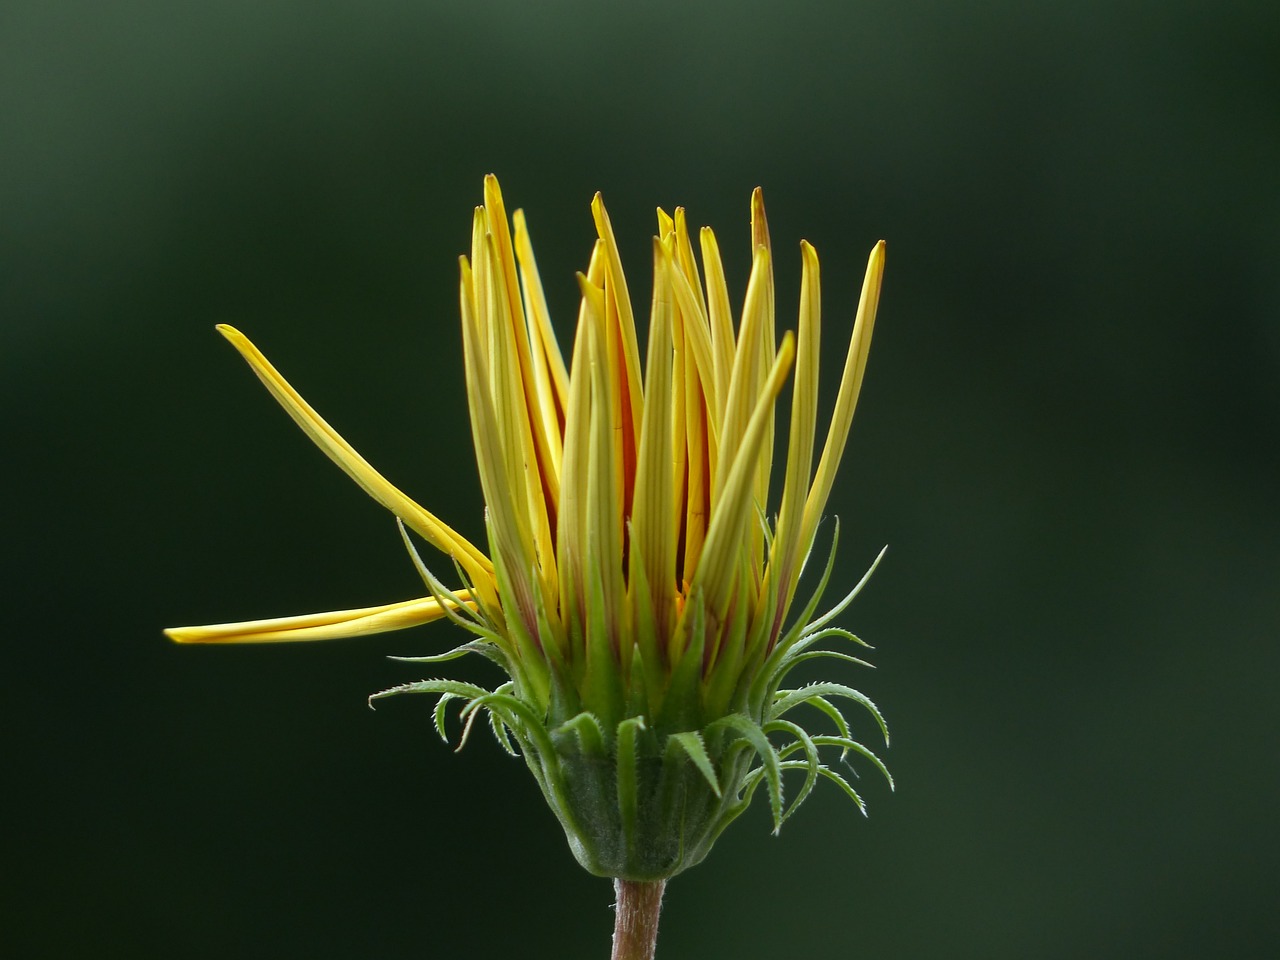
[542,730,752,881]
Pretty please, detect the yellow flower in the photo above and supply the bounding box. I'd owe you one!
[167,176,889,880]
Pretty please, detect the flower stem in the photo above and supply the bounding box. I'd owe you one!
[611,879,666,960]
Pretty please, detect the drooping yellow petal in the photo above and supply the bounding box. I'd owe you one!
[801,241,886,547]
[165,592,472,644]
[214,325,494,593]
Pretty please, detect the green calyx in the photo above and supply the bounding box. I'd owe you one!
[371,522,893,881]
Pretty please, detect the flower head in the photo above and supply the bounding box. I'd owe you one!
[167,176,890,880]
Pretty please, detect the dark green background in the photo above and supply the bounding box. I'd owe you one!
[5,1,1278,957]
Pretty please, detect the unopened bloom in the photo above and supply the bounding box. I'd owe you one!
[168,176,890,881]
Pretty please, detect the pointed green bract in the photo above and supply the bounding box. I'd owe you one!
[669,732,721,798]
[771,682,890,747]
[766,719,820,824]
[710,713,785,833]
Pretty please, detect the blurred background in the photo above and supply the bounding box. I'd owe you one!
[5,1,1278,957]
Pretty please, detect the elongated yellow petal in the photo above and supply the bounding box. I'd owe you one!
[580,271,626,640]
[482,176,527,364]
[481,228,558,612]
[761,240,821,636]
[668,249,719,429]
[699,226,737,427]
[678,318,711,588]
[802,241,886,546]
[667,239,715,588]
[656,206,675,240]
[165,592,472,644]
[715,246,772,507]
[513,208,569,459]
[484,178,562,523]
[689,330,796,630]
[557,244,605,643]
[214,325,494,589]
[629,237,677,643]
[460,255,538,634]
[748,190,777,572]
[471,207,495,358]
[673,208,706,320]
[591,193,645,480]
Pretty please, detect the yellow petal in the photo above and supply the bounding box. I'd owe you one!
[556,244,605,644]
[629,236,677,643]
[802,240,886,546]
[165,592,472,644]
[591,192,645,472]
[668,247,720,429]
[214,325,495,594]
[715,245,772,507]
[483,178,562,527]
[656,206,675,240]
[761,239,821,635]
[580,271,626,642]
[698,225,737,427]
[748,190,778,569]
[459,254,539,634]
[672,208,706,320]
[512,207,569,465]
[689,330,796,631]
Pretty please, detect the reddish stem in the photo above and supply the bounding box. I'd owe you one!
[611,878,666,960]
